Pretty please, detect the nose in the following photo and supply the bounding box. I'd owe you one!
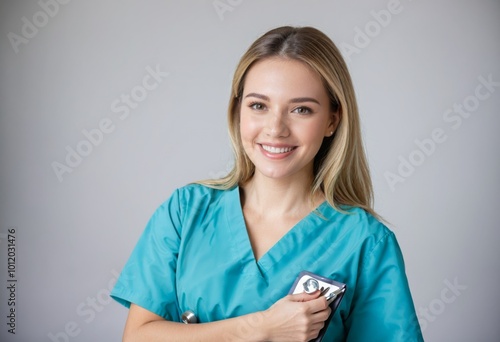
[265,110,289,138]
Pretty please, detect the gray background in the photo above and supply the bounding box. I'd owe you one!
[1,0,499,341]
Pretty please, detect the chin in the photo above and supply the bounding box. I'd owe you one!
[255,166,302,181]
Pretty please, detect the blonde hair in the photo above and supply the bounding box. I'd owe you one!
[198,26,377,217]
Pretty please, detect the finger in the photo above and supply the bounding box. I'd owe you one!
[306,294,329,313]
[311,321,326,331]
[311,307,331,322]
[289,290,321,302]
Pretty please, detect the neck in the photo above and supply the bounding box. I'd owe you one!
[240,171,323,217]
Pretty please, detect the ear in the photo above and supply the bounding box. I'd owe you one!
[324,110,341,137]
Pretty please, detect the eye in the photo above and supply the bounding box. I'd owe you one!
[292,106,312,115]
[249,102,266,111]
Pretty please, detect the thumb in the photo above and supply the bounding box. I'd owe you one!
[289,290,321,302]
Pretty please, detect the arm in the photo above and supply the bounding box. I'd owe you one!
[345,231,424,342]
[123,292,331,342]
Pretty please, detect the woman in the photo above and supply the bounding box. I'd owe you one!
[111,26,424,341]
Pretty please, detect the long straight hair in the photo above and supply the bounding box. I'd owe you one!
[198,26,377,218]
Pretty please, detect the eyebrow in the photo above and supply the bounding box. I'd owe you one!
[244,93,320,105]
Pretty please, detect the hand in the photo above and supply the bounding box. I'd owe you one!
[262,291,331,342]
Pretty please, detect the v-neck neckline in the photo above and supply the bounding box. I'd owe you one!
[224,186,328,275]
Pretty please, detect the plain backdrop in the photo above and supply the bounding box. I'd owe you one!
[1,0,499,341]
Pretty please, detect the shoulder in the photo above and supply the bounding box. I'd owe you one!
[173,183,230,204]
[321,204,397,259]
[162,183,233,217]
[150,184,233,235]
[323,204,392,239]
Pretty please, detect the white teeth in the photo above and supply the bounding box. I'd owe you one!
[261,145,294,154]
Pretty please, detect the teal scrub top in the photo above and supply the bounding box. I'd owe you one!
[111,184,424,341]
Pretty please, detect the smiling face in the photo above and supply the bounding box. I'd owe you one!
[239,57,339,182]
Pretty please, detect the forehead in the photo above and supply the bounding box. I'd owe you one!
[243,57,327,99]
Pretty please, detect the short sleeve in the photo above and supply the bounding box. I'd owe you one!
[110,189,183,321]
[345,231,424,342]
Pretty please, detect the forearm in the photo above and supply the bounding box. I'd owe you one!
[124,311,270,342]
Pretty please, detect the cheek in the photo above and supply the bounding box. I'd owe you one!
[239,113,259,142]
[301,122,328,144]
